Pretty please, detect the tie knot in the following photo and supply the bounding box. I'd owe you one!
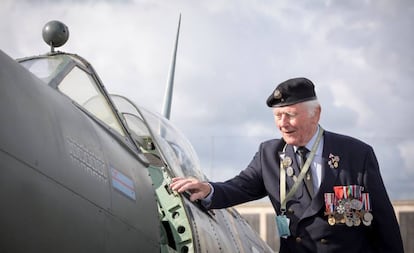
[297,146,309,156]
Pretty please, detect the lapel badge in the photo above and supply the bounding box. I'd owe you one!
[328,153,340,169]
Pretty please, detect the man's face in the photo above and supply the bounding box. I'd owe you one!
[273,102,320,146]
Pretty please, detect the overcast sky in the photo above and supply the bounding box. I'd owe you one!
[1,0,413,200]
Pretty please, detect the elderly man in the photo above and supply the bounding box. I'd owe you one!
[170,77,404,253]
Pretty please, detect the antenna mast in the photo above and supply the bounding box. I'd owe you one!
[162,14,181,120]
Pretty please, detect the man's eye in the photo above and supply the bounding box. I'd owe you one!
[275,112,297,119]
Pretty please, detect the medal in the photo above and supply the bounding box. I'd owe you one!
[328,215,336,226]
[345,216,353,227]
[363,220,371,226]
[343,199,352,213]
[336,200,345,214]
[353,217,361,226]
[362,193,371,211]
[352,212,361,226]
[282,156,292,168]
[286,166,294,177]
[350,185,363,199]
[363,212,373,222]
[325,185,371,227]
[334,186,344,200]
[350,199,363,210]
[334,212,345,224]
[324,193,335,213]
[361,192,373,226]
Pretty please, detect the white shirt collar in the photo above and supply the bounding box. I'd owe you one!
[294,125,323,155]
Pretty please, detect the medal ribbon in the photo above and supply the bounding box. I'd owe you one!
[279,127,324,214]
[362,193,371,211]
[353,185,363,199]
[333,186,344,200]
[324,193,335,213]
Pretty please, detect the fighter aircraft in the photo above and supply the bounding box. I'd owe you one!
[0,20,274,252]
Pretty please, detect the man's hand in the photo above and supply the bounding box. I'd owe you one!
[170,177,212,202]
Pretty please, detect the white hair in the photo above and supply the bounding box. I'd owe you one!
[303,100,321,117]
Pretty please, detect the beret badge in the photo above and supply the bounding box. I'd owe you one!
[273,89,282,99]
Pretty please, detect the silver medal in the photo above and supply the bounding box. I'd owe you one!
[350,199,363,210]
[286,166,294,177]
[363,212,373,222]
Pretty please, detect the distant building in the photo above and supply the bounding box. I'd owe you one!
[235,200,414,253]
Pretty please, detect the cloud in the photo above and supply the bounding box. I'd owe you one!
[1,0,413,200]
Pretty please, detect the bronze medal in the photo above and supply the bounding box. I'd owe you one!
[282,156,292,168]
[334,212,345,224]
[328,215,336,226]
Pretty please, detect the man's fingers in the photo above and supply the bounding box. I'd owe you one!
[170,177,211,201]
[170,177,197,193]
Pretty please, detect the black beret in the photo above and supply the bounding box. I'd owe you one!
[266,77,317,107]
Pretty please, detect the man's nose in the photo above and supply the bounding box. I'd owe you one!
[280,114,290,124]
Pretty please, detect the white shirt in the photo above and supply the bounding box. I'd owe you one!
[294,125,324,193]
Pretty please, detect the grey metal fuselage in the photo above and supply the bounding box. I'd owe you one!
[0,48,274,252]
[0,50,160,252]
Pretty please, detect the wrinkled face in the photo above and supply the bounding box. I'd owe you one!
[273,102,321,146]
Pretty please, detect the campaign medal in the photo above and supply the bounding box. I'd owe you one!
[361,192,373,226]
[281,156,292,168]
[328,215,336,226]
[345,216,353,227]
[363,219,371,226]
[324,193,335,212]
[334,186,344,200]
[286,166,294,177]
[351,199,363,210]
[353,215,361,226]
[325,185,372,226]
[363,212,373,222]
[352,212,361,226]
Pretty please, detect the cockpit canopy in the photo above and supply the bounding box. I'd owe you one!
[18,53,206,181]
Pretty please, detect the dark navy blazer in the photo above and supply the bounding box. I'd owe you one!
[209,130,404,253]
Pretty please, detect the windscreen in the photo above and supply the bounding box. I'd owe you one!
[111,95,206,180]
